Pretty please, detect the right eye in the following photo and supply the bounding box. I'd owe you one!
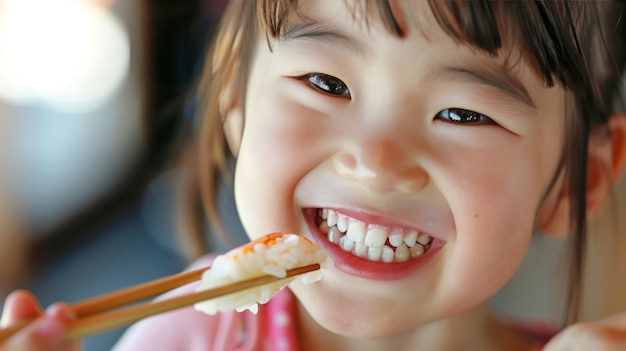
[302,73,351,99]
[435,108,493,125]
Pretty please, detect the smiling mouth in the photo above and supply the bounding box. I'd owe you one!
[315,209,433,263]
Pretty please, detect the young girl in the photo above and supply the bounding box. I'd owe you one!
[3,0,626,350]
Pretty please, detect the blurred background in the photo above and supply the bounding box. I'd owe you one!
[0,1,624,351]
[0,0,229,349]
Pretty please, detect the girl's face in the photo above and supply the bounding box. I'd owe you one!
[232,0,566,338]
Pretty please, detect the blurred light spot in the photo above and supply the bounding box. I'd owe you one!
[0,0,130,113]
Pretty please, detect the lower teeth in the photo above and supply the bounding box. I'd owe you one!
[321,223,427,263]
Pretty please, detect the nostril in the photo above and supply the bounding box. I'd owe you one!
[334,152,379,179]
[396,168,429,193]
[335,152,357,172]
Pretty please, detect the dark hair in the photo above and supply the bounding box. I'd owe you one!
[182,0,626,325]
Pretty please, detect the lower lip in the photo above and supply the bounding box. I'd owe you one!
[303,208,441,281]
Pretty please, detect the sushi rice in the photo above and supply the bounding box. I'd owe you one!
[194,232,327,315]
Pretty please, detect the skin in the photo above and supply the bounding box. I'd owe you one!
[232,1,566,349]
[2,1,626,350]
[0,291,78,351]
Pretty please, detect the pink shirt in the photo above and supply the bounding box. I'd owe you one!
[112,257,299,351]
[112,256,557,350]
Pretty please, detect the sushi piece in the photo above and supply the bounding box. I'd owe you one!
[193,232,326,315]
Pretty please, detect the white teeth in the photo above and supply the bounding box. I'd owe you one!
[327,210,338,227]
[404,230,418,247]
[364,227,387,248]
[395,243,410,262]
[339,236,355,252]
[389,228,404,247]
[328,227,342,244]
[354,241,368,257]
[417,233,431,246]
[320,209,432,263]
[346,220,366,243]
[367,246,382,261]
[381,246,395,263]
[337,214,349,232]
[410,244,425,258]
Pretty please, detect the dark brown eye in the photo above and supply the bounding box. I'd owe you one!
[304,73,351,99]
[436,108,493,124]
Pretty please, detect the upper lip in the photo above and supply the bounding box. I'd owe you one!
[295,174,453,242]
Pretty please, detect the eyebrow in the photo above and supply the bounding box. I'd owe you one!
[279,21,536,110]
[438,66,536,109]
[279,21,365,55]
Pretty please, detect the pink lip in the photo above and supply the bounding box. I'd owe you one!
[303,208,441,281]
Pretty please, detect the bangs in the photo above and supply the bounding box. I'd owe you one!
[257,0,614,112]
[428,1,593,91]
[258,0,405,39]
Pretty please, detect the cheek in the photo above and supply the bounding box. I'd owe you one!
[437,145,552,292]
[233,92,332,238]
[449,196,534,291]
[452,212,534,288]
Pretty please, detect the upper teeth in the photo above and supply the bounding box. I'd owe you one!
[319,209,432,263]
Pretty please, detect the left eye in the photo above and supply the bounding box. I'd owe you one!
[302,73,351,99]
[436,108,493,124]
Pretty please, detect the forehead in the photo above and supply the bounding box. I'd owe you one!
[269,0,547,112]
[263,0,588,93]
[279,2,508,43]
[278,1,531,75]
[282,1,437,40]
[279,0,523,68]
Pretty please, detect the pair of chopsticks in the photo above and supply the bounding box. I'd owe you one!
[0,263,320,342]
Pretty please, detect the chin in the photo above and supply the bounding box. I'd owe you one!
[290,280,423,340]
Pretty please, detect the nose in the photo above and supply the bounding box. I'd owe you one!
[333,140,428,193]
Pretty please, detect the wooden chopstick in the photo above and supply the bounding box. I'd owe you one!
[0,266,209,343]
[71,266,209,317]
[64,264,320,339]
[0,264,320,343]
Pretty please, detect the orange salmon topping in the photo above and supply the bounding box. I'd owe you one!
[241,232,285,254]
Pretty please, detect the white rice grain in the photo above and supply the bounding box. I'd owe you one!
[194,233,327,315]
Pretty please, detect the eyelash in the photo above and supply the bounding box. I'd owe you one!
[436,108,493,125]
[300,74,491,125]
[302,73,351,99]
